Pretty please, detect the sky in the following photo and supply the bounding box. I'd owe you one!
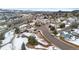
[0,0,79,11]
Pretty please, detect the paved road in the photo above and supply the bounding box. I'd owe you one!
[38,25,79,50]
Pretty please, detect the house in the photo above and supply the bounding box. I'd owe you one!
[60,31,73,40]
[67,17,77,24]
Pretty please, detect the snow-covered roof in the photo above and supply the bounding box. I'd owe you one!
[21,32,35,37]
[73,29,79,34]
[13,36,28,50]
[2,30,15,44]
[19,24,27,28]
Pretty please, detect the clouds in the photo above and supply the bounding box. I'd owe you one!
[0,0,79,11]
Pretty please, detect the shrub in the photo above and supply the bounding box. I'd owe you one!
[60,23,65,28]
[59,36,64,40]
[49,25,51,28]
[53,30,58,35]
[28,36,38,45]
[15,27,20,34]
[0,32,4,40]
[49,25,55,31]
[70,23,78,29]
[50,26,55,31]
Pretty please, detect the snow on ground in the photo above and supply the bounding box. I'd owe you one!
[12,34,28,50]
[1,30,15,50]
[35,34,60,50]
[67,38,79,45]
[1,30,28,50]
[1,44,12,50]
[60,29,79,46]
[1,30,60,50]
[35,34,49,45]
[35,45,47,49]
[35,45,60,50]
[67,29,79,45]
[61,30,79,45]
[2,30,15,44]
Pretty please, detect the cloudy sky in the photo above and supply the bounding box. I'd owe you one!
[0,0,79,11]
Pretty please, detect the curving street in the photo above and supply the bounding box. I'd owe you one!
[38,25,79,50]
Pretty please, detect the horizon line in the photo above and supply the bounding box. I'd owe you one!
[0,8,79,11]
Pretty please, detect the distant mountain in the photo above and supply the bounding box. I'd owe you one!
[72,10,79,13]
[0,9,79,13]
[0,9,13,13]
